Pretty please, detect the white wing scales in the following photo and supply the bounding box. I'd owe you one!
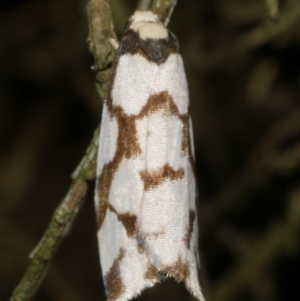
[95,11,205,301]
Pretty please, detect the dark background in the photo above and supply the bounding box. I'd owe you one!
[1,0,300,301]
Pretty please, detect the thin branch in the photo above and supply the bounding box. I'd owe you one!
[86,0,117,101]
[264,0,280,23]
[151,0,177,26]
[9,127,100,301]
[9,179,88,301]
[137,0,152,11]
[9,0,116,298]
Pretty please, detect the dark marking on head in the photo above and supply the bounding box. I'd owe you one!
[104,248,125,301]
[120,30,179,65]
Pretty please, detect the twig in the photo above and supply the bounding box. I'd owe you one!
[9,126,100,301]
[9,0,116,298]
[264,0,280,23]
[9,1,177,300]
[86,0,117,102]
[137,0,152,11]
[151,0,177,26]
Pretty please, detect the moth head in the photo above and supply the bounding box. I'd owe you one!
[129,11,159,23]
[121,11,179,64]
[126,11,168,41]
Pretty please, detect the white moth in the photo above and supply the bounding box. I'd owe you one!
[95,11,205,301]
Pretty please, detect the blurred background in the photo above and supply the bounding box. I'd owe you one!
[1,0,300,300]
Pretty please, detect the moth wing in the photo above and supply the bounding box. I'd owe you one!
[95,54,160,301]
[137,54,205,300]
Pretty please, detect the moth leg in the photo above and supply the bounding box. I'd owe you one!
[110,38,120,50]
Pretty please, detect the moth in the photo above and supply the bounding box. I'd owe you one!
[95,11,205,301]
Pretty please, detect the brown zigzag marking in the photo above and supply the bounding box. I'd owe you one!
[97,107,142,229]
[146,92,190,155]
[107,204,137,238]
[97,90,193,229]
[105,248,125,301]
[140,164,185,191]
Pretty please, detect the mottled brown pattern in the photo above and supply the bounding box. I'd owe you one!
[105,248,125,301]
[145,263,159,281]
[140,164,185,191]
[96,81,196,231]
[164,256,190,281]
